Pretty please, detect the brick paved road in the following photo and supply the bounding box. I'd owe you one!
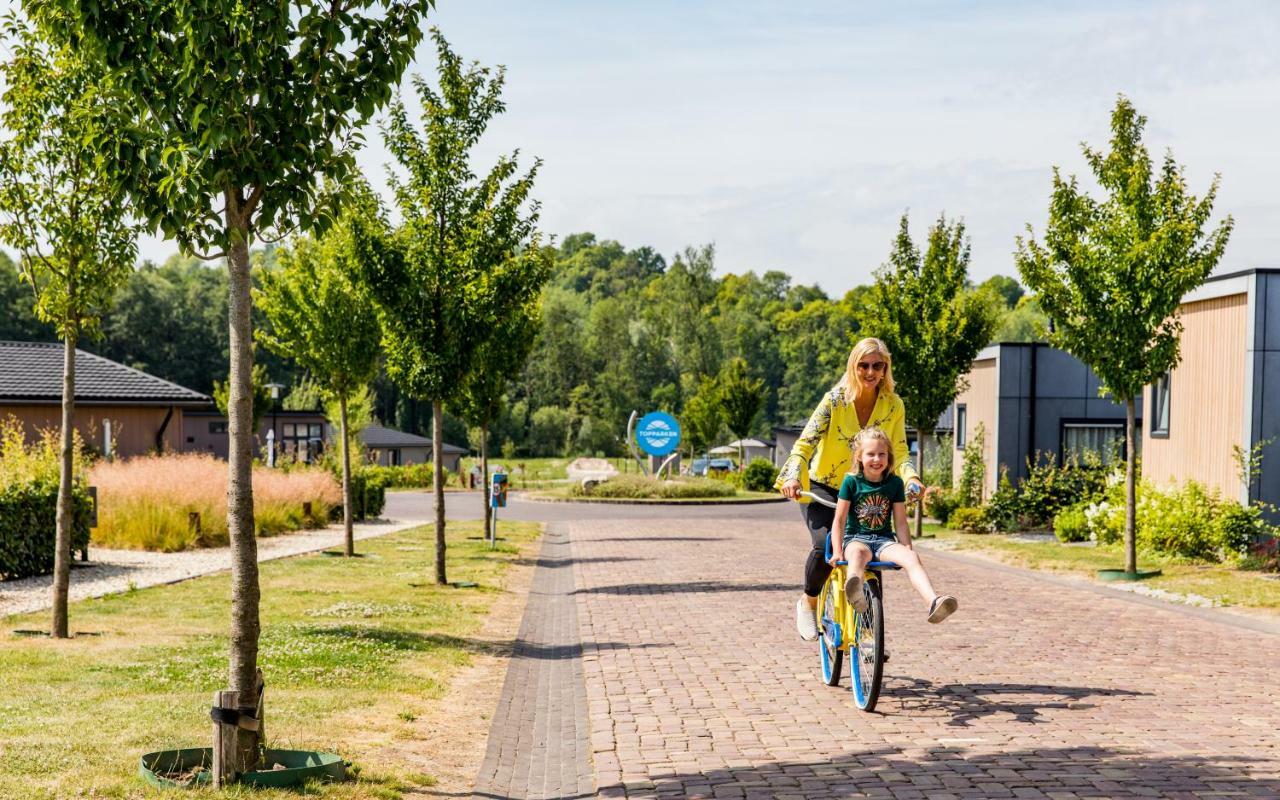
[482,515,1280,799]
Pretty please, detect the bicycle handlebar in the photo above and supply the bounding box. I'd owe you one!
[796,490,836,508]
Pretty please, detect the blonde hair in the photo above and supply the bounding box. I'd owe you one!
[851,427,895,476]
[836,337,895,398]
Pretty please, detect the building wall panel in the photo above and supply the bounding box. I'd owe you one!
[952,358,998,499]
[1143,293,1247,496]
[0,404,183,458]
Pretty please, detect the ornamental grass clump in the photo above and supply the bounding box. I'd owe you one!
[90,453,340,551]
[572,474,737,499]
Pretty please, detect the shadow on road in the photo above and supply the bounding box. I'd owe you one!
[573,580,794,596]
[886,677,1151,727]
[605,746,1277,798]
[516,555,652,569]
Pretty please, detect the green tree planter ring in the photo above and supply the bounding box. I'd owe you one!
[139,747,345,788]
[1097,568,1163,582]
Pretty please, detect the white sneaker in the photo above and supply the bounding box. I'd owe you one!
[795,598,819,641]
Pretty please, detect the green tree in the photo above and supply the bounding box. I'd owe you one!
[349,30,544,585]
[0,251,52,340]
[0,15,138,638]
[453,285,550,542]
[682,375,725,462]
[864,212,1000,539]
[775,295,861,421]
[719,358,764,466]
[1016,96,1233,575]
[977,274,1025,308]
[213,363,274,447]
[255,210,382,557]
[994,295,1050,343]
[29,0,433,775]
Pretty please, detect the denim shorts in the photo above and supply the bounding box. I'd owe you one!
[843,534,898,560]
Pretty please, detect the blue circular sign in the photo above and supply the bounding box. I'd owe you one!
[636,411,682,456]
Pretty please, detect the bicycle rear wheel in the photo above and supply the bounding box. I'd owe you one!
[819,583,843,686]
[850,577,884,711]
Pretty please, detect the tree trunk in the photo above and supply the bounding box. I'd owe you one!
[482,421,491,543]
[340,393,353,558]
[225,200,261,773]
[1125,396,1137,574]
[433,400,447,585]
[50,329,76,639]
[914,428,930,541]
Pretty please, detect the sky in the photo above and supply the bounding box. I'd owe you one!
[38,1,1280,294]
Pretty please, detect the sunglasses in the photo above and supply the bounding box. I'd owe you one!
[856,361,886,372]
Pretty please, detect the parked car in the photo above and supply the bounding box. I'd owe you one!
[690,457,736,476]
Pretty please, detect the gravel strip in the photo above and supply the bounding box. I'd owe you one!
[0,517,429,617]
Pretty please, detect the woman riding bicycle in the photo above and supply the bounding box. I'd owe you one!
[776,337,923,640]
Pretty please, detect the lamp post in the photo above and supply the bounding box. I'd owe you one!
[266,382,284,466]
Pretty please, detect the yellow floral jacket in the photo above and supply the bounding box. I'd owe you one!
[774,387,918,496]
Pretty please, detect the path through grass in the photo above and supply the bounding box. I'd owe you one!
[0,520,540,799]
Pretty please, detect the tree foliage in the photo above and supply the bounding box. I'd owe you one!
[1016,96,1233,403]
[1016,95,1233,574]
[865,212,1000,439]
[349,30,545,585]
[0,12,139,639]
[27,0,434,774]
[719,358,764,454]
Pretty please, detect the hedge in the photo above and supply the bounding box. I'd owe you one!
[0,480,91,580]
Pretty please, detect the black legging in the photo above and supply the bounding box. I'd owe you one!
[800,481,839,597]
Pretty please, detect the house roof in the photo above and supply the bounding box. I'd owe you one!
[0,341,210,406]
[359,422,467,453]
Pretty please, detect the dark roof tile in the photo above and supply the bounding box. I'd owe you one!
[0,341,210,404]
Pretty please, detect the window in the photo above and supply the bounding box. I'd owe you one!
[208,421,227,434]
[1061,423,1134,465]
[389,448,401,466]
[281,422,324,462]
[1150,372,1171,438]
[955,405,967,449]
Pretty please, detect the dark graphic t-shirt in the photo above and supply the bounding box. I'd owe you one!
[838,472,905,539]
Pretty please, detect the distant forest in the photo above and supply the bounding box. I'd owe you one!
[0,233,1047,456]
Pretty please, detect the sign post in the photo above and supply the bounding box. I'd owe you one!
[490,472,508,548]
[634,412,682,477]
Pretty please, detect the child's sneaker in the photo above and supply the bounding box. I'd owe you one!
[844,573,868,612]
[927,595,958,624]
[795,598,819,641]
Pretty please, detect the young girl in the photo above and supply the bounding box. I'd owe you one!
[831,428,958,623]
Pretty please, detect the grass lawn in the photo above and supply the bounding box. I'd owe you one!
[0,519,541,799]
[922,523,1280,612]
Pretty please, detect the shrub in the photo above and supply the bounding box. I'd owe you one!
[347,469,387,521]
[949,506,988,533]
[1052,506,1090,543]
[1017,451,1108,527]
[923,487,958,525]
[983,470,1022,532]
[571,475,736,499]
[90,453,341,551]
[1242,537,1279,572]
[955,424,986,506]
[0,419,92,579]
[742,458,778,492]
[1213,502,1265,557]
[362,463,435,489]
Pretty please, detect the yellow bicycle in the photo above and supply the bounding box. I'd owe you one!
[801,490,901,712]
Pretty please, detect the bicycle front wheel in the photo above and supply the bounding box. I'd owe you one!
[850,577,884,711]
[819,582,843,686]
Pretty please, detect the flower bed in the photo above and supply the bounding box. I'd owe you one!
[570,474,737,499]
[90,453,341,551]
